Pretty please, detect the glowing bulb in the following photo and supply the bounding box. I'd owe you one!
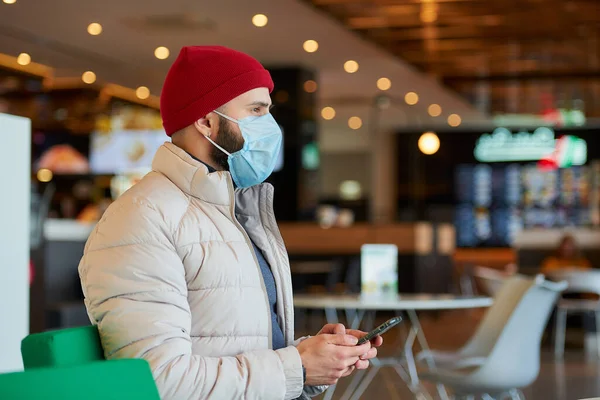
[37,168,53,182]
[448,114,462,127]
[303,40,319,53]
[428,104,442,117]
[82,71,96,84]
[377,77,391,91]
[17,53,31,66]
[303,80,318,93]
[418,132,440,155]
[344,60,359,73]
[405,92,419,105]
[136,86,150,100]
[348,116,362,130]
[154,46,170,60]
[3,0,16,4]
[87,23,103,35]
[252,14,268,27]
[321,107,336,120]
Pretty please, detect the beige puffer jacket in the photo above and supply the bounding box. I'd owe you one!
[79,142,323,400]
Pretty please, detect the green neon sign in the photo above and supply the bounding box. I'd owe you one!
[474,127,587,165]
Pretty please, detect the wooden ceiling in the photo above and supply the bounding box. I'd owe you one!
[306,0,600,118]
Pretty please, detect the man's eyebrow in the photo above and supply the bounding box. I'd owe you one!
[247,101,272,108]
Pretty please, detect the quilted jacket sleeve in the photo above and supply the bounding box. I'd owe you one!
[78,200,304,400]
[293,337,328,399]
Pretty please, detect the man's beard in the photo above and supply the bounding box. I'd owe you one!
[211,115,244,171]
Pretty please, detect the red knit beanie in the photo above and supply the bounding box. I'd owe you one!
[160,46,274,136]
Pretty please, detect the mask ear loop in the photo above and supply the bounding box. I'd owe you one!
[214,110,239,124]
[203,133,232,157]
[207,110,239,156]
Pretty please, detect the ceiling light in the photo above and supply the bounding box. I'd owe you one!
[420,10,438,23]
[303,80,318,93]
[82,71,96,84]
[405,92,419,105]
[344,60,359,74]
[37,168,53,183]
[252,14,268,27]
[87,23,103,35]
[303,40,319,53]
[3,0,16,4]
[154,46,170,60]
[418,132,440,155]
[17,53,31,66]
[136,86,150,100]
[321,107,336,120]
[377,77,391,91]
[348,116,362,130]
[448,114,462,127]
[428,104,442,117]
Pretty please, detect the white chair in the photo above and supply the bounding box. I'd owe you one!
[418,275,533,368]
[473,265,513,297]
[547,270,600,358]
[420,276,567,399]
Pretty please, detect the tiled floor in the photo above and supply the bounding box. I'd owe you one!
[298,309,600,400]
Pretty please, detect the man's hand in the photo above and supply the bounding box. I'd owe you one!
[296,333,372,386]
[345,329,383,369]
[316,324,383,371]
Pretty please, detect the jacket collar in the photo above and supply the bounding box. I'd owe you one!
[151,142,271,217]
[152,142,233,206]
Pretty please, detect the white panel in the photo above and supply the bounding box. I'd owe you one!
[0,113,31,373]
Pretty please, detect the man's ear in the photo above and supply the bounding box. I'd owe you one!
[193,117,212,138]
[193,112,219,138]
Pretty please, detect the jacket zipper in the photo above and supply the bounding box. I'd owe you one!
[225,178,273,350]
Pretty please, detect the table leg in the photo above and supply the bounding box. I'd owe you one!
[322,383,337,400]
[406,309,449,400]
[325,307,339,324]
[348,365,381,400]
[339,368,368,400]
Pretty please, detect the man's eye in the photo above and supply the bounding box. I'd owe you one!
[252,107,261,113]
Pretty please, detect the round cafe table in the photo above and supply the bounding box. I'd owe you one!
[294,293,493,400]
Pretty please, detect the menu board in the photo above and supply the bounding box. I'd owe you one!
[456,161,600,247]
[90,129,165,174]
[360,244,398,296]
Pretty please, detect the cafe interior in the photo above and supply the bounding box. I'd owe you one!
[1,0,600,399]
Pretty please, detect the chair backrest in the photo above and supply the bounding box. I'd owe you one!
[460,274,535,358]
[21,325,104,369]
[0,359,160,400]
[547,270,600,296]
[472,265,510,297]
[470,277,567,389]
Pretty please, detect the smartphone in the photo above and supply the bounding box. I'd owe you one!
[356,316,402,345]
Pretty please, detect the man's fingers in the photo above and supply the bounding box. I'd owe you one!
[332,323,346,335]
[354,359,370,370]
[341,366,356,377]
[360,347,377,360]
[319,323,346,335]
[326,333,358,346]
[333,342,371,361]
[372,335,383,347]
[346,329,368,339]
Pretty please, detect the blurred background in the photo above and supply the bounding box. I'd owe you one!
[1,0,600,399]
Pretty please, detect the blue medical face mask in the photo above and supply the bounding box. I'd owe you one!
[205,110,283,188]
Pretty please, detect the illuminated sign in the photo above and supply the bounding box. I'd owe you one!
[474,127,587,166]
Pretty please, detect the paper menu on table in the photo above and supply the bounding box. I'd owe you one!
[360,244,398,296]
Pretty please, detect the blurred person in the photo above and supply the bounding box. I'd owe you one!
[79,46,381,400]
[541,234,591,273]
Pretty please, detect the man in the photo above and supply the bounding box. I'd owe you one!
[79,45,382,400]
